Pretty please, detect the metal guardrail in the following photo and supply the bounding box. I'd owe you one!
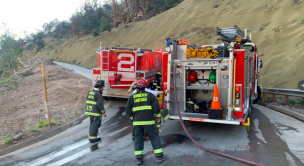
[262,88,304,108]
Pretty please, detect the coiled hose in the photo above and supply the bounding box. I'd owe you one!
[173,64,264,166]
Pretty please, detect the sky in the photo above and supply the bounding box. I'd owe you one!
[0,0,106,38]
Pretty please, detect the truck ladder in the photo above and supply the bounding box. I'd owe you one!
[216,25,252,43]
[111,47,153,52]
[99,52,110,94]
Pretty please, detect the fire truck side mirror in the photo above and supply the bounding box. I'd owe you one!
[258,60,263,68]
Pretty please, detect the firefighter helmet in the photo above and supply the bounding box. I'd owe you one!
[135,79,146,88]
[94,80,105,87]
[156,72,162,76]
[136,72,142,78]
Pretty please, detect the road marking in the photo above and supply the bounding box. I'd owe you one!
[22,139,88,166]
[44,126,131,166]
[107,126,130,137]
[46,149,90,166]
[20,102,114,166]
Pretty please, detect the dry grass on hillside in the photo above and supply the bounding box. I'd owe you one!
[36,0,304,89]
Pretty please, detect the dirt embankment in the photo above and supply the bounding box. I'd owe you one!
[0,57,91,152]
[33,0,304,89]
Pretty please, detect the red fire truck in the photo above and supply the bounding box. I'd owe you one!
[93,46,166,99]
[162,26,262,126]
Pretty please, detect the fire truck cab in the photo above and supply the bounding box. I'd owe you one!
[93,46,165,99]
[163,26,262,126]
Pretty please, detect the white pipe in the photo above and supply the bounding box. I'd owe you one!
[227,42,234,120]
[244,29,247,39]
[250,34,252,40]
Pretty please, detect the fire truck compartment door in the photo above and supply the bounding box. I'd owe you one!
[141,52,162,71]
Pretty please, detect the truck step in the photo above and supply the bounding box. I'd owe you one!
[171,112,208,119]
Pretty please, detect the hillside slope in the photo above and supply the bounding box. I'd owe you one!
[37,0,304,89]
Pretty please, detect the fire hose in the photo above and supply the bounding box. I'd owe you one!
[173,64,264,166]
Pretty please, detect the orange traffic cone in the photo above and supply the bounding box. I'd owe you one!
[210,84,221,109]
[208,84,224,119]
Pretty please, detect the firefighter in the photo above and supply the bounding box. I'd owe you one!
[128,72,143,94]
[126,79,167,165]
[85,80,107,143]
[149,72,162,92]
[132,87,168,141]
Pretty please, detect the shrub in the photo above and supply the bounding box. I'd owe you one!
[50,119,57,125]
[91,28,99,36]
[0,69,3,77]
[3,137,13,145]
[0,76,14,84]
[36,119,57,128]
[36,119,49,128]
[29,129,39,133]
[25,44,34,50]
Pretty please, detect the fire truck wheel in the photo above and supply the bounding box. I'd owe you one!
[103,96,115,101]
[106,97,117,101]
[103,96,108,101]
[253,86,261,104]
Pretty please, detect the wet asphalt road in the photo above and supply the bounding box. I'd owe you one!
[0,63,303,166]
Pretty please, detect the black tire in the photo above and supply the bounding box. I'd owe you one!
[103,96,109,101]
[108,97,117,101]
[253,86,261,104]
[103,96,116,101]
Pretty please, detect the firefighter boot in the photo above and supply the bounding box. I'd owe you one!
[156,155,167,163]
[136,158,144,165]
[89,138,101,143]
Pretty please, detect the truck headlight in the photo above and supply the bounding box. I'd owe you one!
[227,45,233,52]
[165,47,171,52]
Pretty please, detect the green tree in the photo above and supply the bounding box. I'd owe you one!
[30,31,45,52]
[70,0,111,35]
[0,28,23,76]
[153,0,165,8]
[100,16,111,32]
[165,0,179,9]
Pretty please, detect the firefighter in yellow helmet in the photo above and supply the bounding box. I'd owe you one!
[149,72,162,93]
[128,72,143,94]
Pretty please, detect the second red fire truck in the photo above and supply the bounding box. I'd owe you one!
[93,46,166,99]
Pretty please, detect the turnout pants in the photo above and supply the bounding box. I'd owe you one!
[134,125,164,159]
[88,116,102,140]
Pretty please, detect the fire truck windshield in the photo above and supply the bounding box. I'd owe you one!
[244,45,254,52]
